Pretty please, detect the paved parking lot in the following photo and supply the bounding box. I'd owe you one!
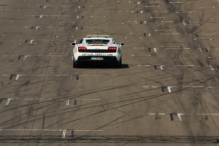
[1,0,219,145]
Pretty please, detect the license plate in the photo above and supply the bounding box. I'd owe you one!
[91,57,104,60]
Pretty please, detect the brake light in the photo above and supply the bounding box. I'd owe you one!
[78,46,87,50]
[108,47,117,51]
[92,44,102,46]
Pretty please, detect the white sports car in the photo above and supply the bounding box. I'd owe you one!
[71,35,125,68]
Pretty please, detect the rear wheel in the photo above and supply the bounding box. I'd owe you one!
[116,57,122,68]
[73,57,78,68]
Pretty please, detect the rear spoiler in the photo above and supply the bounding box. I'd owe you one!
[87,44,107,46]
[86,34,110,38]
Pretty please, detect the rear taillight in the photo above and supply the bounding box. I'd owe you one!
[108,47,117,51]
[78,46,87,51]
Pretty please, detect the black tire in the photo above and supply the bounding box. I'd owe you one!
[116,57,122,68]
[73,57,78,68]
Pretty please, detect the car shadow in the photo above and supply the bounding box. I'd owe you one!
[78,63,129,69]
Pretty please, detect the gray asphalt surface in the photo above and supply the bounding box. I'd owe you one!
[0,0,219,146]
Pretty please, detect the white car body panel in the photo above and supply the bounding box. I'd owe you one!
[72,37,122,62]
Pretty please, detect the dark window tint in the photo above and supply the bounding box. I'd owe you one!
[86,39,110,44]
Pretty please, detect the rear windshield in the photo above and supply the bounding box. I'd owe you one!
[86,39,110,44]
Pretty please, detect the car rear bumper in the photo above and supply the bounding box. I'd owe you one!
[77,56,118,62]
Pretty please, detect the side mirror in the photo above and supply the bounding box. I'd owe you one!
[70,42,76,46]
[121,43,125,46]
